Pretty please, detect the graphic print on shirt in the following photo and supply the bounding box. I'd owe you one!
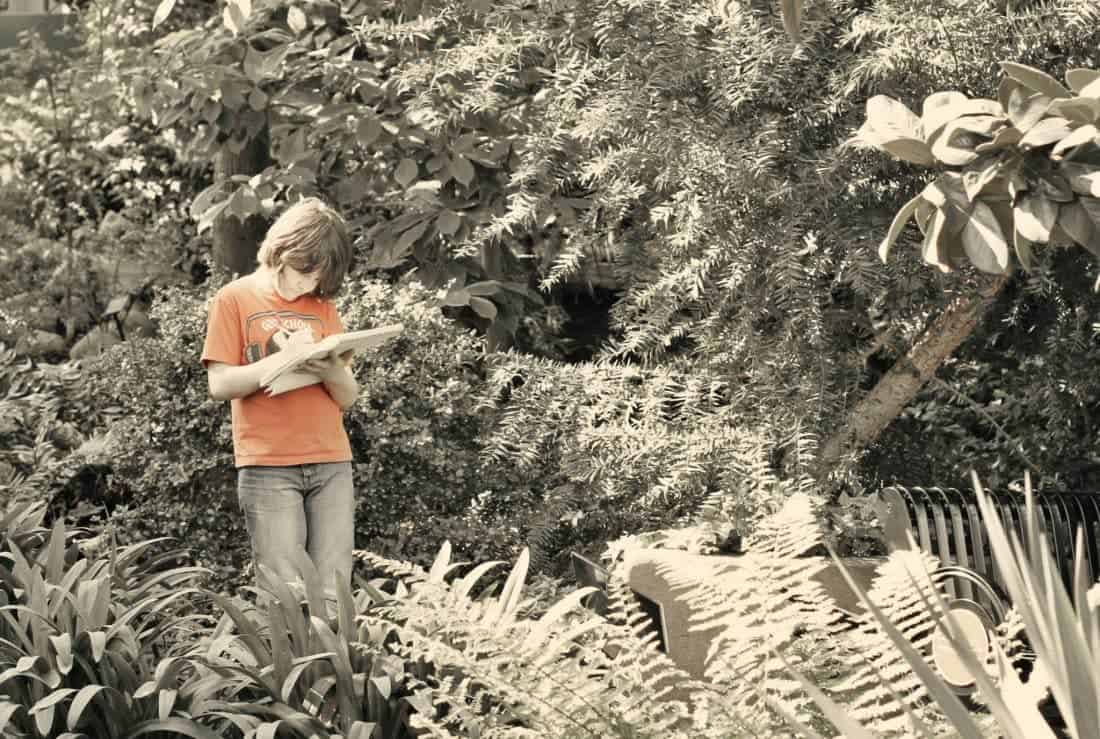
[243,310,324,364]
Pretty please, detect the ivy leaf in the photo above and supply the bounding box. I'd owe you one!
[1000,61,1072,99]
[468,296,498,320]
[407,180,442,203]
[152,0,176,29]
[961,200,1011,275]
[449,155,476,187]
[243,46,264,83]
[247,89,268,112]
[436,210,461,236]
[1014,194,1058,243]
[395,159,418,188]
[219,81,247,110]
[395,220,430,252]
[878,193,923,263]
[287,6,308,33]
[356,117,381,147]
[279,128,308,164]
[196,199,229,234]
[190,184,223,220]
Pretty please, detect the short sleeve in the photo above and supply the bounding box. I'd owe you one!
[201,288,244,367]
[326,300,345,336]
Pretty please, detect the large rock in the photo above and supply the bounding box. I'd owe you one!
[14,329,66,359]
[69,325,122,360]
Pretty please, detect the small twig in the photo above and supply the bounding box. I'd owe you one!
[932,13,961,80]
[929,375,1042,475]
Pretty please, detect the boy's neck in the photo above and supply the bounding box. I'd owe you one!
[255,266,294,302]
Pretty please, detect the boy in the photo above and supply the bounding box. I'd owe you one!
[201,197,358,594]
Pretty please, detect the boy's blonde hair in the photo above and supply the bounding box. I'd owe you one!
[257,198,353,297]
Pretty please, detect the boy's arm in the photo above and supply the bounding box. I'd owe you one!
[300,351,359,410]
[207,352,291,400]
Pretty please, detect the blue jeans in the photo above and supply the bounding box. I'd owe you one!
[237,462,354,594]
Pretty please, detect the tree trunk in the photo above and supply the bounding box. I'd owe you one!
[212,130,271,276]
[819,275,1009,477]
[481,243,513,352]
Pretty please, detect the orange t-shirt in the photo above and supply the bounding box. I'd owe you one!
[200,273,353,468]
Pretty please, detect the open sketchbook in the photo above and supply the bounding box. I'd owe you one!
[261,324,403,396]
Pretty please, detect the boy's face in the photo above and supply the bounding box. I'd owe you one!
[277,265,321,301]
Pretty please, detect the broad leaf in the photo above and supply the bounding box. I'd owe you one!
[1014,228,1036,272]
[1014,194,1058,243]
[921,95,1002,143]
[468,296,497,319]
[123,719,224,739]
[287,6,307,33]
[920,209,951,273]
[223,4,244,35]
[1018,117,1073,149]
[1052,124,1100,157]
[963,159,1004,201]
[1080,77,1100,99]
[395,159,418,188]
[931,117,1004,166]
[1066,68,1100,93]
[436,210,461,236]
[1046,97,1100,124]
[442,288,471,308]
[356,117,381,147]
[961,201,1011,274]
[449,155,476,186]
[466,280,501,297]
[1001,61,1072,99]
[920,91,969,139]
[428,541,451,582]
[1058,199,1100,257]
[1061,163,1100,197]
[152,0,176,29]
[880,138,935,166]
[1006,88,1051,132]
[864,95,924,146]
[878,193,923,262]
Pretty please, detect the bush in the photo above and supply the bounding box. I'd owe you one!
[81,274,533,589]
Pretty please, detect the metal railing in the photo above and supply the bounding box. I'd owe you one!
[883,485,1100,613]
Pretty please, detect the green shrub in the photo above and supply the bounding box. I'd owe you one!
[0,501,217,739]
[82,275,530,589]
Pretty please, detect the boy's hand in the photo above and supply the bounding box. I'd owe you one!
[300,350,354,382]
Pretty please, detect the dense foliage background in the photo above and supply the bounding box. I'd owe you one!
[4,0,1100,583]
